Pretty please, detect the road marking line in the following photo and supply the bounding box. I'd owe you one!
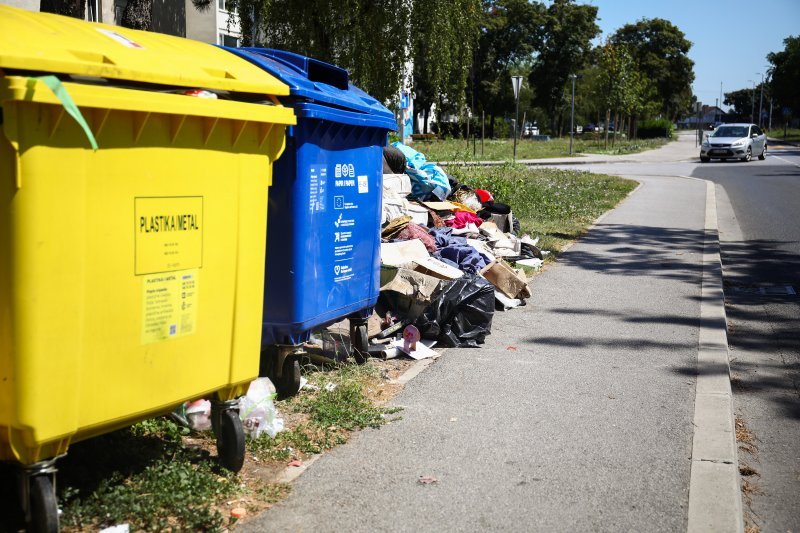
[686,180,744,533]
[771,155,800,167]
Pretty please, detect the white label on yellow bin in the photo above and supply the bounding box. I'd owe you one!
[135,196,203,275]
[96,28,145,49]
[141,269,199,344]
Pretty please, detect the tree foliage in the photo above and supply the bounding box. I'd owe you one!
[597,41,643,117]
[611,18,694,120]
[237,0,411,103]
[724,87,758,118]
[230,0,479,107]
[470,0,543,131]
[412,0,482,119]
[527,0,599,133]
[767,35,800,116]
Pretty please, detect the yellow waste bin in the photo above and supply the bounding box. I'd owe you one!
[0,6,295,530]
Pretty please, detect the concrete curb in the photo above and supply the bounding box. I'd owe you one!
[686,180,744,532]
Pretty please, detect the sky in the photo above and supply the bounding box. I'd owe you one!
[579,0,800,111]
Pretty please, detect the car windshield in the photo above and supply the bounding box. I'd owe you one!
[713,126,747,138]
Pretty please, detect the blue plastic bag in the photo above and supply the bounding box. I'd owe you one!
[392,142,452,201]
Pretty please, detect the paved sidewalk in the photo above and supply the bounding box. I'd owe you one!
[242,136,735,531]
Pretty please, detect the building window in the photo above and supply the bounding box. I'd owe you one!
[115,1,126,24]
[219,33,239,47]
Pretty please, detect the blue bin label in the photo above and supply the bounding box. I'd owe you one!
[309,165,327,214]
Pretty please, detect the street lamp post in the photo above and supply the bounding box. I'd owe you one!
[695,101,702,147]
[750,77,757,123]
[569,74,577,156]
[511,75,523,163]
[758,72,765,128]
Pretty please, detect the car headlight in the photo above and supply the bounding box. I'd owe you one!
[702,139,709,147]
[732,139,745,147]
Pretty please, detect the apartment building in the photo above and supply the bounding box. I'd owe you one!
[0,0,240,46]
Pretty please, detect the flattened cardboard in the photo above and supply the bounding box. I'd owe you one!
[411,256,464,280]
[480,259,531,299]
[380,239,430,267]
[421,200,459,211]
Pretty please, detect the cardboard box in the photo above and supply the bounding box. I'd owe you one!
[411,256,464,280]
[480,259,531,299]
[380,267,444,318]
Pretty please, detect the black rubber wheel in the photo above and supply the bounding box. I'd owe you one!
[216,410,245,472]
[700,156,710,162]
[277,357,301,400]
[741,146,752,162]
[28,475,58,533]
[350,324,369,365]
[758,145,766,160]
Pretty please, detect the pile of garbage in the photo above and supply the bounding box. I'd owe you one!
[371,142,545,355]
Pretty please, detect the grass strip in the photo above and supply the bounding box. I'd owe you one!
[448,165,638,253]
[412,136,669,162]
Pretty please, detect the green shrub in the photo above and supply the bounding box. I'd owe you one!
[637,118,673,139]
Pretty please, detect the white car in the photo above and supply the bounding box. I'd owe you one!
[700,123,767,162]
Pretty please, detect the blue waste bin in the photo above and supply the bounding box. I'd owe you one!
[223,47,396,396]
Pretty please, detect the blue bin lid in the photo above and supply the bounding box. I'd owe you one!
[222,46,395,124]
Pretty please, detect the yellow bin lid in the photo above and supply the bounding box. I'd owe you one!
[0,5,289,96]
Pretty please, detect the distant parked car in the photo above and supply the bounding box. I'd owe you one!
[584,123,597,132]
[523,125,540,136]
[700,123,767,162]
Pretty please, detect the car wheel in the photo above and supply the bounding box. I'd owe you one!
[740,147,752,162]
[700,156,710,162]
[758,144,766,160]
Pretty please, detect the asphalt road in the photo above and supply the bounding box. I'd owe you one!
[692,143,800,533]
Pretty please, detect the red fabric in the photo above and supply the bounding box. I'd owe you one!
[394,222,437,252]
[474,188,494,204]
[444,211,483,229]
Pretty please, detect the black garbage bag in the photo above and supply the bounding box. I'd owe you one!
[415,275,495,348]
[383,145,407,174]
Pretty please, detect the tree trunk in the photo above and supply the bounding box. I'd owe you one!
[423,108,429,134]
[612,111,619,148]
[604,109,610,149]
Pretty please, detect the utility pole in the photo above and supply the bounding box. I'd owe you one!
[569,74,577,156]
[750,76,758,123]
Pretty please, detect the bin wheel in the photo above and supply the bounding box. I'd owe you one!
[351,323,369,365]
[277,357,301,400]
[28,475,58,533]
[216,410,245,473]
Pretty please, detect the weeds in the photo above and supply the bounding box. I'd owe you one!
[59,424,242,531]
[448,165,637,252]
[53,362,402,530]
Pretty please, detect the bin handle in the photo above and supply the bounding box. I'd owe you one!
[29,76,98,151]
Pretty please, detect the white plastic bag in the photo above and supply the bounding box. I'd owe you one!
[185,399,211,431]
[239,378,284,439]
